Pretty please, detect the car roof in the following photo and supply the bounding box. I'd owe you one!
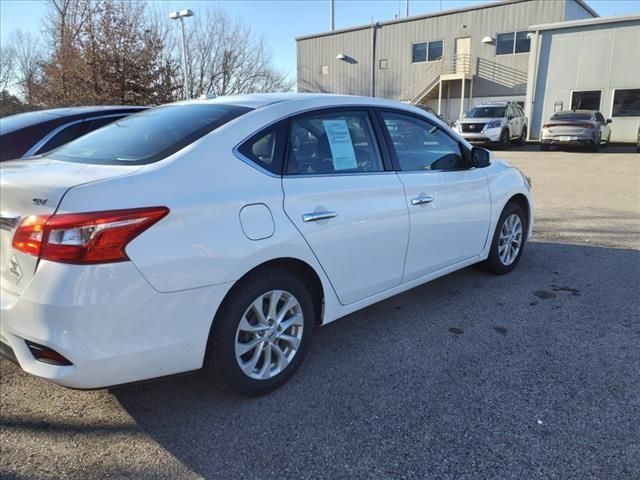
[554,110,596,115]
[175,92,425,110]
[0,106,148,135]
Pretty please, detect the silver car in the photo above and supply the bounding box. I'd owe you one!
[540,110,611,151]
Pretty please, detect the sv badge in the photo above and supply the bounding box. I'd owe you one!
[32,198,48,206]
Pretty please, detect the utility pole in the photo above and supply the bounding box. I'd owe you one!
[405,0,409,17]
[170,9,194,100]
[330,0,335,30]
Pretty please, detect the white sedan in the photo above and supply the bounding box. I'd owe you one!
[0,94,533,396]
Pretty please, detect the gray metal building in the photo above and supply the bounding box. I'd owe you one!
[296,0,597,122]
[525,15,640,142]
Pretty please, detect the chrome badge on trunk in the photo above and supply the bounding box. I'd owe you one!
[8,255,23,283]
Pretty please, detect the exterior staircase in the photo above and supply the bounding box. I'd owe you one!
[397,54,474,105]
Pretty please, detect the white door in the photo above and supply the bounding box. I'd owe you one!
[282,109,409,305]
[377,110,491,281]
[455,37,471,73]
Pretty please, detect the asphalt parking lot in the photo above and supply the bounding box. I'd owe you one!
[1,145,639,480]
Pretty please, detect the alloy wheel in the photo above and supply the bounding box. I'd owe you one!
[498,213,523,266]
[234,290,304,380]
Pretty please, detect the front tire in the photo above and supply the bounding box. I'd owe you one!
[206,269,315,396]
[481,202,527,275]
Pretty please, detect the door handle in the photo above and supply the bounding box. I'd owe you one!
[302,210,338,222]
[411,195,435,206]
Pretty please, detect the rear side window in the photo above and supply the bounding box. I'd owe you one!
[286,111,383,175]
[237,126,283,174]
[48,105,251,165]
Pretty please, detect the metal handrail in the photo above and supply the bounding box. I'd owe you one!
[397,54,474,104]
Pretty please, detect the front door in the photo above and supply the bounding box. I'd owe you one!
[377,109,491,281]
[282,109,410,305]
[455,37,471,73]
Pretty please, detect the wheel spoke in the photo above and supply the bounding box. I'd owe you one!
[250,299,268,325]
[277,334,300,350]
[258,343,272,379]
[279,314,304,332]
[241,340,265,374]
[267,291,283,320]
[238,316,268,334]
[276,296,298,325]
[235,336,264,356]
[271,343,288,371]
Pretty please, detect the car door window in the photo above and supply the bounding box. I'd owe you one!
[286,111,383,175]
[35,122,89,155]
[380,111,466,171]
[595,112,606,124]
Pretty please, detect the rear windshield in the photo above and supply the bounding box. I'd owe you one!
[48,104,251,165]
[551,113,592,121]
[466,106,507,118]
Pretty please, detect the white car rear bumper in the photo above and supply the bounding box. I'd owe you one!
[0,260,230,388]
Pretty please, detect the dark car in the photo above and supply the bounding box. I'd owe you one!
[0,106,148,162]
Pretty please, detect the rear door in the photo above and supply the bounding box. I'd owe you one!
[376,109,491,282]
[282,108,409,305]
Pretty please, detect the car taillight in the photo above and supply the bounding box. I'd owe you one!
[12,207,169,264]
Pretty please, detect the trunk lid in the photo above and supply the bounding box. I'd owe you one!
[0,157,142,296]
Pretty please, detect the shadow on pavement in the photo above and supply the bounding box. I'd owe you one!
[494,143,639,154]
[109,241,640,479]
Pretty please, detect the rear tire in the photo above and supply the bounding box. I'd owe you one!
[480,202,527,275]
[500,129,510,149]
[518,127,527,146]
[206,269,315,396]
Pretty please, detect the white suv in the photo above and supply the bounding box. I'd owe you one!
[454,101,528,148]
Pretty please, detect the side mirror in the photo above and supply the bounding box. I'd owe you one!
[606,119,612,124]
[472,147,491,168]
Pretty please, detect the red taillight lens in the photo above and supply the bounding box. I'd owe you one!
[12,207,168,264]
[12,215,49,257]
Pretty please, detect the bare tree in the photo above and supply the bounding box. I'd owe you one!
[0,44,16,92]
[7,30,43,103]
[181,8,293,98]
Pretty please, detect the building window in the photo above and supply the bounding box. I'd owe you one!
[612,89,640,117]
[379,59,388,69]
[571,90,602,111]
[496,31,530,55]
[412,40,443,63]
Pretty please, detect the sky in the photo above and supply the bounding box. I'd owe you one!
[1,0,639,80]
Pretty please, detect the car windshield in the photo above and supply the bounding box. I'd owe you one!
[466,106,507,118]
[551,113,592,121]
[47,104,251,165]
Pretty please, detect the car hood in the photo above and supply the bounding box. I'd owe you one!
[458,117,501,123]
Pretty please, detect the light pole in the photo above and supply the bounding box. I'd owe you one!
[169,9,194,100]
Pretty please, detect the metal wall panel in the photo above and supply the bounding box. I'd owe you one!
[529,20,640,142]
[297,0,573,100]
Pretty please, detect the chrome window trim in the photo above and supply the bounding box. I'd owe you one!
[23,113,129,158]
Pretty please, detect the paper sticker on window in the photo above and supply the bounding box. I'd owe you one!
[322,120,357,171]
